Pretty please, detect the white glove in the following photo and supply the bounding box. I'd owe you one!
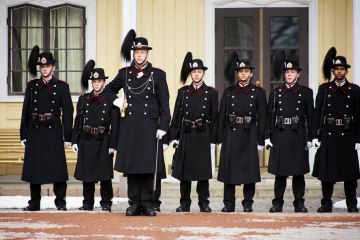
[163,144,169,151]
[113,98,125,111]
[219,143,222,152]
[211,143,215,151]
[355,143,360,151]
[306,141,312,149]
[72,144,78,153]
[265,138,273,148]
[109,148,116,154]
[20,139,26,147]
[64,142,72,148]
[170,140,179,148]
[257,145,264,151]
[156,129,166,140]
[312,139,321,149]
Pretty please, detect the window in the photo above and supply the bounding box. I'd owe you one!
[8,4,85,95]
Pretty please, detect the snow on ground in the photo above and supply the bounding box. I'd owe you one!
[0,196,127,210]
[333,197,360,209]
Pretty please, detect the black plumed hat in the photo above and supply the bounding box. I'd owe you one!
[224,51,240,84]
[81,60,95,91]
[322,47,337,81]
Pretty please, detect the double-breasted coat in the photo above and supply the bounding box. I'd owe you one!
[265,83,314,176]
[72,91,120,182]
[217,83,267,185]
[170,84,218,181]
[312,80,360,182]
[104,62,171,178]
[20,77,73,184]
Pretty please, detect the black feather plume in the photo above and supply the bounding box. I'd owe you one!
[224,52,239,84]
[81,60,95,91]
[28,45,40,77]
[121,29,136,62]
[322,47,337,81]
[272,50,285,81]
[180,52,193,83]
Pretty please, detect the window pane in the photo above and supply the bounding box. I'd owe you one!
[67,6,84,27]
[224,17,253,48]
[50,6,66,27]
[225,50,253,62]
[50,28,66,49]
[28,28,43,48]
[67,28,83,48]
[271,17,299,48]
[11,28,27,49]
[67,71,82,92]
[11,50,28,71]
[67,50,83,70]
[55,71,67,81]
[10,71,28,93]
[52,49,66,71]
[11,7,27,27]
[28,7,43,27]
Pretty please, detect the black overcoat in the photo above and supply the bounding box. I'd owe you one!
[265,83,314,176]
[104,62,170,178]
[217,83,267,184]
[72,91,120,182]
[170,84,218,181]
[312,80,360,182]
[20,77,73,184]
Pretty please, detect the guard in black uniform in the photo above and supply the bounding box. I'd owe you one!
[265,55,314,213]
[217,52,267,212]
[170,52,218,213]
[72,60,120,212]
[20,45,73,211]
[312,47,360,213]
[104,29,170,216]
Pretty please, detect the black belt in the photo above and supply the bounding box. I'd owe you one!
[326,117,352,130]
[182,118,209,132]
[275,115,305,130]
[32,112,60,121]
[228,114,256,130]
[82,125,109,140]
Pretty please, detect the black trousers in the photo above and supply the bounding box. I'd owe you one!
[28,182,67,207]
[223,183,255,207]
[321,180,358,208]
[179,180,210,207]
[127,174,155,209]
[272,175,305,207]
[83,180,113,207]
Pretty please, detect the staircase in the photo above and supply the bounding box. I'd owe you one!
[0,128,77,176]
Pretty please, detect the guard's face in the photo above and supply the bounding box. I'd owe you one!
[133,50,148,66]
[40,64,54,78]
[284,69,300,85]
[190,69,205,84]
[332,66,347,80]
[237,68,253,83]
[92,79,105,92]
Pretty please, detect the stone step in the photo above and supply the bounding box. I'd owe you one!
[0,174,348,199]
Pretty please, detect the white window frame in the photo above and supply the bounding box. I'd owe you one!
[0,0,96,102]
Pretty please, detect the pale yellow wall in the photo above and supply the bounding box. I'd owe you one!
[0,103,22,129]
[96,0,122,80]
[137,0,205,170]
[318,0,353,84]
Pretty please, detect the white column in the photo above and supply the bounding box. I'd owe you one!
[354,0,360,85]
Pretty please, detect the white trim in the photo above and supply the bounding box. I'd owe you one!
[121,0,137,66]
[354,0,360,85]
[0,0,96,102]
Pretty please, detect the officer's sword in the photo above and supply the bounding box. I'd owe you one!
[153,138,159,198]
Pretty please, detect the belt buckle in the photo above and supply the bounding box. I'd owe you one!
[191,121,196,128]
[335,119,343,126]
[39,114,45,121]
[91,128,98,134]
[236,116,243,124]
[284,118,291,125]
